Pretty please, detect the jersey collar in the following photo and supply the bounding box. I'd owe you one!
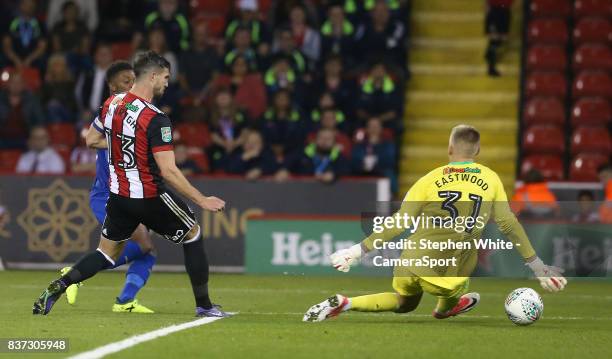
[449,161,474,165]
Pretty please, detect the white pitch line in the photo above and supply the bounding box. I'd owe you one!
[67,315,231,359]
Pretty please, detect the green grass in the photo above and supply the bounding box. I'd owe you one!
[1,271,611,358]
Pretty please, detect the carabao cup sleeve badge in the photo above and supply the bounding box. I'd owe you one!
[161,127,172,142]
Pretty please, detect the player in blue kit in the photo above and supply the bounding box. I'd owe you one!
[61,61,156,313]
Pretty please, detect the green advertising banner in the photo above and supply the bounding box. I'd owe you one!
[245,217,612,277]
[245,217,391,276]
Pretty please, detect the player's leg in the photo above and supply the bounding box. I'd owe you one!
[425,278,480,319]
[145,191,229,317]
[33,194,137,315]
[303,277,423,322]
[113,224,157,313]
[33,237,126,315]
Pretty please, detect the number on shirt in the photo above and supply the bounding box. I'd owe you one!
[438,191,483,233]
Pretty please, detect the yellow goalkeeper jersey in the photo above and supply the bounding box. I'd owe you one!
[363,161,536,287]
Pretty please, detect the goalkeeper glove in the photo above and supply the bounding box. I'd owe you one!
[526,257,567,292]
[330,244,363,272]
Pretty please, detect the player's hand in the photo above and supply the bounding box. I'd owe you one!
[526,257,567,292]
[330,244,363,273]
[199,196,225,212]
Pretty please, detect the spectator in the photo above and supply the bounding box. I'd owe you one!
[272,28,308,74]
[264,56,301,98]
[75,42,113,118]
[309,92,348,133]
[485,0,513,77]
[354,0,406,70]
[138,0,190,53]
[312,55,354,114]
[320,4,355,63]
[598,164,612,223]
[41,53,78,123]
[511,169,559,219]
[208,89,249,169]
[2,0,47,70]
[310,108,352,157]
[46,0,98,32]
[49,1,91,57]
[0,71,44,148]
[356,61,401,128]
[212,55,267,119]
[178,21,221,104]
[175,143,202,176]
[280,127,349,183]
[261,89,305,157]
[224,26,259,71]
[96,0,146,42]
[15,126,65,174]
[225,0,270,57]
[226,130,277,180]
[571,190,599,223]
[288,4,321,65]
[70,126,96,174]
[140,27,178,83]
[351,117,396,192]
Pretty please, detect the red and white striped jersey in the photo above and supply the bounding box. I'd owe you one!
[100,92,174,198]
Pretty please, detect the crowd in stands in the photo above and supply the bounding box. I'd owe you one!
[0,0,409,191]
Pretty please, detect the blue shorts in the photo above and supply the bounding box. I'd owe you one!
[90,190,109,225]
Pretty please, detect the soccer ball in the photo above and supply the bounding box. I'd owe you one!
[504,288,544,326]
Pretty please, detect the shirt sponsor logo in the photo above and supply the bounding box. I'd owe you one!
[443,167,481,175]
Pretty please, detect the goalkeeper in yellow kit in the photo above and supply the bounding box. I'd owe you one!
[303,125,567,322]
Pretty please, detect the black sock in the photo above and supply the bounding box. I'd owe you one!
[183,237,212,309]
[61,250,113,286]
[485,39,501,68]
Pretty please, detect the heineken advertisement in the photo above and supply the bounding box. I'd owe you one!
[245,217,612,277]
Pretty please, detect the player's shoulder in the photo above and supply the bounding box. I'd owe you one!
[473,162,503,181]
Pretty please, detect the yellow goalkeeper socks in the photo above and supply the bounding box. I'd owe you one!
[349,292,399,312]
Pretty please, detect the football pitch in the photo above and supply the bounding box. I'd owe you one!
[1,271,611,358]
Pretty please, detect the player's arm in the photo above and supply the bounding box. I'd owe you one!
[492,176,567,292]
[331,179,426,272]
[85,116,107,149]
[149,114,224,212]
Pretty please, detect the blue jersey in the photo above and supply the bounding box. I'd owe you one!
[90,113,110,224]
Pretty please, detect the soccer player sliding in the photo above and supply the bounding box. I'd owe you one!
[304,125,567,322]
[33,51,229,318]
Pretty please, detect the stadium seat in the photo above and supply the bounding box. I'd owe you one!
[187,147,210,173]
[530,0,572,18]
[173,122,211,148]
[191,13,226,37]
[571,126,612,154]
[573,17,612,44]
[525,71,567,98]
[573,71,612,98]
[521,154,564,181]
[574,0,612,18]
[523,97,565,126]
[569,153,609,181]
[528,18,569,44]
[111,42,133,60]
[189,0,232,14]
[573,44,612,71]
[571,97,611,126]
[46,123,77,147]
[522,125,566,154]
[0,149,23,172]
[1,66,41,92]
[53,146,71,172]
[527,45,567,71]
